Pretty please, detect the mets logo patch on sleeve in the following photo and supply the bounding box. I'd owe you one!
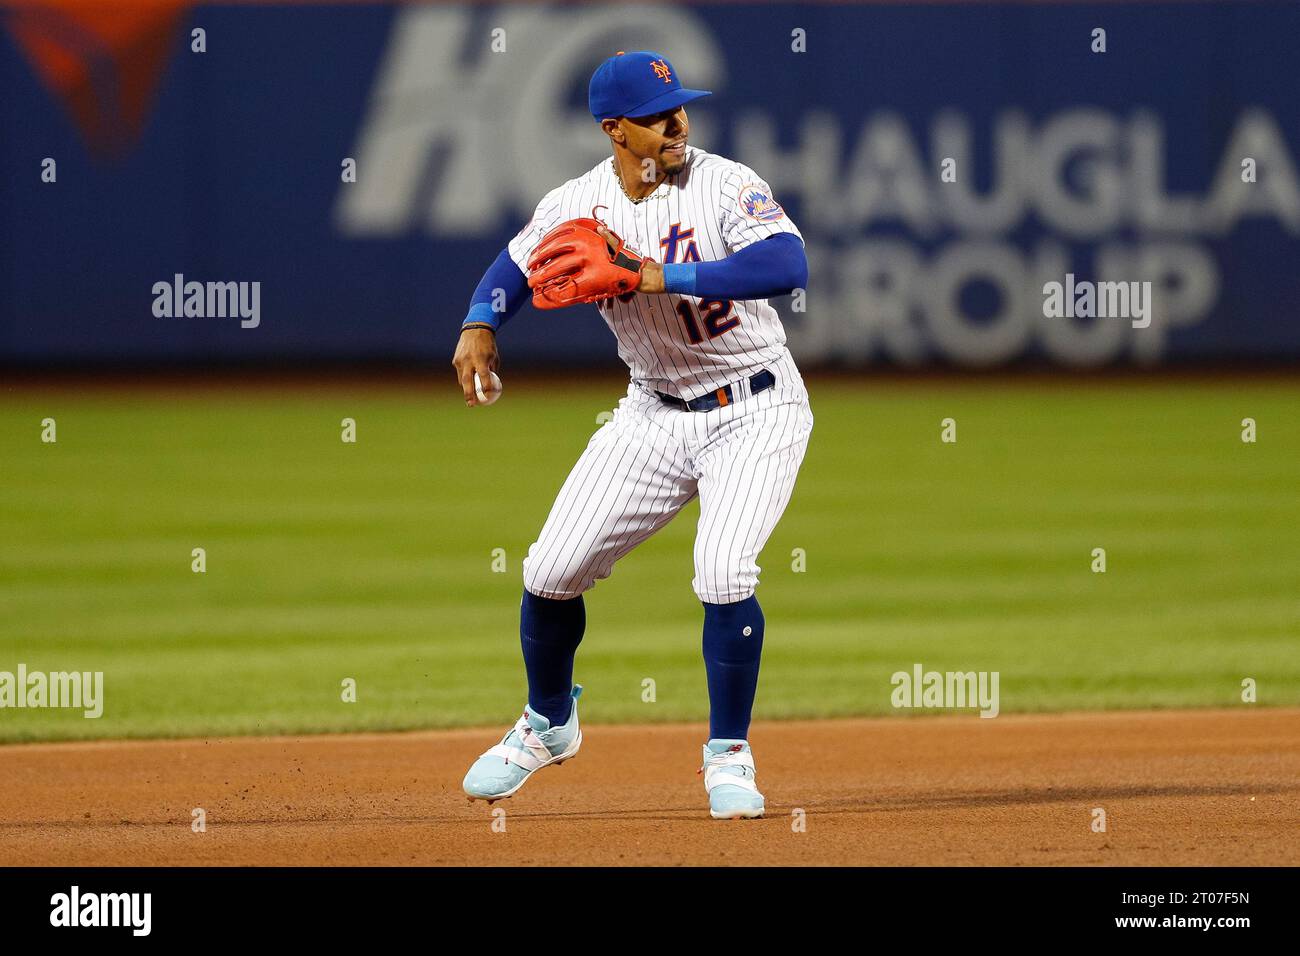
[737,183,785,222]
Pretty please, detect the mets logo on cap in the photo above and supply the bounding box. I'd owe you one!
[588,51,712,121]
[738,183,785,223]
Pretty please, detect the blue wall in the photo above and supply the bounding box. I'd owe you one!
[3,2,1299,367]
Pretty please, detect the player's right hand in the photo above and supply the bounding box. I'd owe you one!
[452,327,500,407]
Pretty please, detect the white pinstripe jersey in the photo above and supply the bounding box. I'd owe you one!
[507,146,803,399]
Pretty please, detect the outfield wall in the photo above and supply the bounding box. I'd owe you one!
[2,1,1299,368]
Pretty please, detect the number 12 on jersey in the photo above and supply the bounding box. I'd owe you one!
[675,299,739,344]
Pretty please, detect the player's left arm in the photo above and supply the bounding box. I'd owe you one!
[644,233,806,299]
[641,165,805,299]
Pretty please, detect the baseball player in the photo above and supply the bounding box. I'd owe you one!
[453,51,812,819]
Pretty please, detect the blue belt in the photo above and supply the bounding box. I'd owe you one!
[656,368,776,412]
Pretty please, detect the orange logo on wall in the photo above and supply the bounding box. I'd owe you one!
[3,1,192,157]
[650,59,672,84]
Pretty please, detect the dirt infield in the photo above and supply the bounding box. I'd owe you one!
[1,708,1296,866]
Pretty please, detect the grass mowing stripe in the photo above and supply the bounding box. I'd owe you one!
[1,379,1296,741]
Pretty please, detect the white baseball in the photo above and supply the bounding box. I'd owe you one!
[473,370,503,405]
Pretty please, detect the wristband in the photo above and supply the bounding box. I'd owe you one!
[461,302,501,333]
[662,262,698,296]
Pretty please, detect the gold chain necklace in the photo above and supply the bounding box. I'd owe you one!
[612,158,669,204]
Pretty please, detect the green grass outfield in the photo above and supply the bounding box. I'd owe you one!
[1,375,1297,742]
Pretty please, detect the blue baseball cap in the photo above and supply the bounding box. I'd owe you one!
[588,51,711,121]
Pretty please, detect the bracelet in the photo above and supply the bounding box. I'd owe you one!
[461,322,497,334]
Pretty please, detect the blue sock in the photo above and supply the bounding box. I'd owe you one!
[520,589,585,726]
[701,595,765,740]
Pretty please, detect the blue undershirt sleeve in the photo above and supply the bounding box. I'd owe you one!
[461,247,531,332]
[660,233,807,300]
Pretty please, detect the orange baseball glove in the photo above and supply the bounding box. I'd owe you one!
[527,217,649,309]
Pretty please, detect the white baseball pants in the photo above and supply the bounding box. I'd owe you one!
[522,349,813,604]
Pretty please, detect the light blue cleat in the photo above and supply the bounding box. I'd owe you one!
[700,738,765,820]
[463,685,583,803]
